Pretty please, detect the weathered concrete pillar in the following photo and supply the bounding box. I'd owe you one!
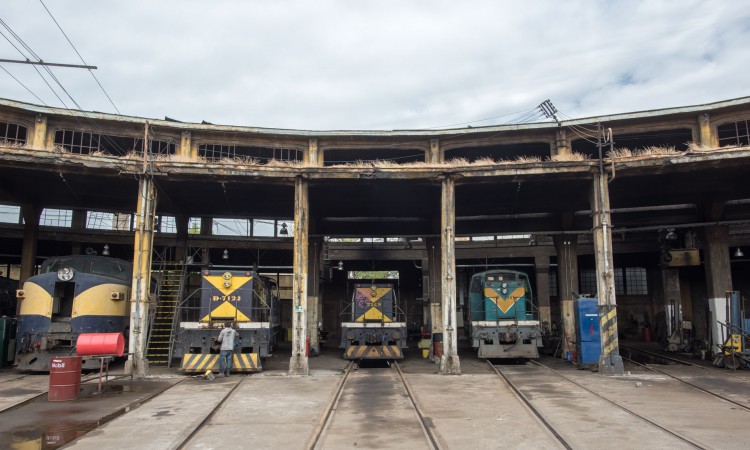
[553,234,578,358]
[591,173,624,374]
[698,113,718,148]
[660,269,681,339]
[289,177,310,375]
[427,139,441,164]
[70,209,86,256]
[179,131,195,159]
[555,129,571,158]
[702,225,732,355]
[307,238,322,355]
[126,176,157,378]
[31,114,48,149]
[534,255,551,332]
[439,177,461,374]
[307,138,320,167]
[174,214,189,263]
[19,204,42,285]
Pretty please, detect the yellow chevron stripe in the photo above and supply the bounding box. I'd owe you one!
[606,308,617,322]
[344,345,403,360]
[181,353,261,372]
[204,275,252,296]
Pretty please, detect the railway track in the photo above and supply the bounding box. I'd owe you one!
[307,361,442,450]
[620,345,749,380]
[178,375,247,449]
[489,360,708,449]
[619,347,750,413]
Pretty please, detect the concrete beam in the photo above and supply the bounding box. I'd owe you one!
[534,255,551,332]
[702,225,732,355]
[554,234,578,359]
[19,203,41,285]
[31,114,48,149]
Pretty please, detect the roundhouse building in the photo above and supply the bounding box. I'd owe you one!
[1,96,749,375]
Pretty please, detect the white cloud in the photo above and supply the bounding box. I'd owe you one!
[1,0,748,130]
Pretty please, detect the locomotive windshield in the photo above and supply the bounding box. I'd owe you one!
[41,256,132,282]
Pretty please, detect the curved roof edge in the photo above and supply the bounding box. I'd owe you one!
[1,95,749,138]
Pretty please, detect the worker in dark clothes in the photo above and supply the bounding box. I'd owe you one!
[217,322,237,376]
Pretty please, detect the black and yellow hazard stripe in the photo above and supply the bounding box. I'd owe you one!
[600,306,619,357]
[343,345,403,360]
[180,353,262,373]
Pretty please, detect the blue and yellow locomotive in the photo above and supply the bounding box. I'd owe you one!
[174,269,281,373]
[340,282,407,360]
[468,269,543,359]
[14,255,132,371]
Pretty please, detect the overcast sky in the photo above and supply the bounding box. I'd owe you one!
[1,1,749,131]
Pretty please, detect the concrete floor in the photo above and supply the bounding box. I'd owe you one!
[1,341,748,449]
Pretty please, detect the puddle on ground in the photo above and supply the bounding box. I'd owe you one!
[7,421,98,449]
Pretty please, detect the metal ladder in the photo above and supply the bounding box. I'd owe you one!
[146,260,188,366]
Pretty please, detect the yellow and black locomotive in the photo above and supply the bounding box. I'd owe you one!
[14,255,132,371]
[340,282,407,360]
[174,269,281,373]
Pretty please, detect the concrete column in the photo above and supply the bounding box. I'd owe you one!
[70,209,86,257]
[427,139,441,164]
[19,204,42,285]
[179,131,193,159]
[553,234,578,358]
[591,173,624,374]
[555,129,571,157]
[698,113,718,148]
[307,138,320,167]
[307,238,322,355]
[31,114,48,149]
[439,177,461,374]
[534,255,551,332]
[126,176,157,378]
[702,225,732,355]
[174,214,189,263]
[660,269,681,339]
[289,177,309,374]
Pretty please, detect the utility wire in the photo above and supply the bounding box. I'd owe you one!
[0,65,47,105]
[38,0,121,114]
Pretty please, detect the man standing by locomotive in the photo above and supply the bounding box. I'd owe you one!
[217,322,237,376]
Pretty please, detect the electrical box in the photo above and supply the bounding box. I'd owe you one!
[574,298,601,367]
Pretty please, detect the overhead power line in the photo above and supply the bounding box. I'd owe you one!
[0,58,96,69]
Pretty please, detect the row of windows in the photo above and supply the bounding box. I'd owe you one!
[198,144,302,163]
[578,267,648,296]
[53,130,175,156]
[718,120,750,147]
[0,121,28,145]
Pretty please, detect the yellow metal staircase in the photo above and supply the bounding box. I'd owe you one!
[146,263,186,366]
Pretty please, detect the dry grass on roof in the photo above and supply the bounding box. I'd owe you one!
[550,152,590,162]
[609,146,682,159]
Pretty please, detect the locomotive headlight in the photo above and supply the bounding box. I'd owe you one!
[223,272,232,280]
[502,282,507,288]
[223,280,231,288]
[502,288,508,294]
[57,267,75,281]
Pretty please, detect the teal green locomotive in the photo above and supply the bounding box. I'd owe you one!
[14,255,132,371]
[468,269,543,359]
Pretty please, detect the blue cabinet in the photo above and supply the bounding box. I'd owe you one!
[574,298,601,367]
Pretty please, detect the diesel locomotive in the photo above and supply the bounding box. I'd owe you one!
[340,282,407,360]
[14,255,132,371]
[173,269,281,373]
[468,269,543,359]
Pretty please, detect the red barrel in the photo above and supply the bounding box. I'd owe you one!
[49,356,82,402]
[642,326,652,343]
[433,333,443,358]
[305,336,311,357]
[76,333,125,356]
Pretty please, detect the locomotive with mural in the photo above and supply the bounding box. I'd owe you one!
[173,269,281,373]
[14,255,132,371]
[340,282,407,360]
[467,269,543,359]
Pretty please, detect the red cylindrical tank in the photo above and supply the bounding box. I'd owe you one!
[76,333,125,356]
[49,356,82,402]
[642,326,652,343]
[433,333,443,358]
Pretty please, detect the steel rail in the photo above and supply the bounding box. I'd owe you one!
[305,361,354,450]
[619,354,750,413]
[527,360,706,449]
[393,361,442,450]
[620,344,748,381]
[178,375,247,449]
[487,361,573,450]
